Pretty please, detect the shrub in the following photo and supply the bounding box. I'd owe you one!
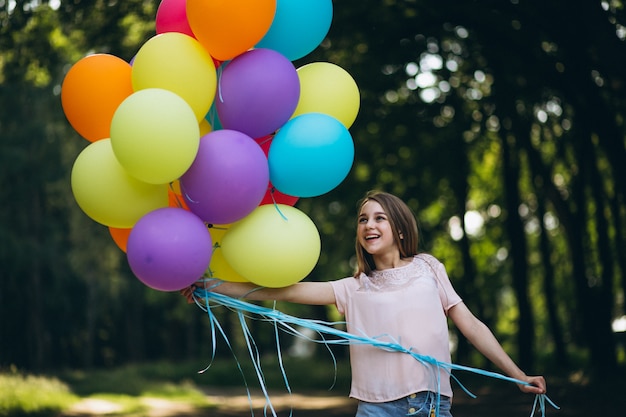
[0,369,78,417]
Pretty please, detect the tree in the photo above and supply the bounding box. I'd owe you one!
[1,0,624,380]
[306,0,626,376]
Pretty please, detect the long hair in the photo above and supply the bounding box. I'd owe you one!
[354,190,420,277]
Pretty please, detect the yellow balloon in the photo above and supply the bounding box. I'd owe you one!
[207,225,248,283]
[132,32,217,121]
[221,205,321,288]
[110,88,200,184]
[71,139,169,228]
[292,62,360,128]
[199,118,213,136]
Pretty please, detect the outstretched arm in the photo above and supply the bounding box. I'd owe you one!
[448,302,546,394]
[182,279,336,306]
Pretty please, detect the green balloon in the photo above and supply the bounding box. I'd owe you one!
[221,204,321,288]
[71,139,169,228]
[110,88,200,185]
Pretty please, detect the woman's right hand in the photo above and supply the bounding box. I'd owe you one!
[180,284,198,304]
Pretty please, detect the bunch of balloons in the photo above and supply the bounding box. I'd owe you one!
[61,0,360,292]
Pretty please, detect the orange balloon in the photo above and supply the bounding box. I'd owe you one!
[168,180,189,209]
[61,54,133,142]
[170,179,183,195]
[109,226,132,252]
[186,0,276,61]
[168,189,189,210]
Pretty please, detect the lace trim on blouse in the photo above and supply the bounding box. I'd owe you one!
[358,255,434,292]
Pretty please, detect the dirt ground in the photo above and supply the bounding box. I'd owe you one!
[64,376,623,417]
[197,382,603,417]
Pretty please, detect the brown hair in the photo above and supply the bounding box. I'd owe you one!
[354,190,420,277]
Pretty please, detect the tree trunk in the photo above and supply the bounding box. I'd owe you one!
[501,136,535,371]
[535,193,569,370]
[580,132,617,372]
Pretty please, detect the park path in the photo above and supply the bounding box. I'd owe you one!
[64,387,357,417]
[64,379,612,417]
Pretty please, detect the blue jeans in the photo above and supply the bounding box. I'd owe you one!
[356,391,452,417]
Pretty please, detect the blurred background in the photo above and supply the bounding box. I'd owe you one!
[1,0,625,415]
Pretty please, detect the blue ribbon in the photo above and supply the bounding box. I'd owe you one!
[191,283,559,417]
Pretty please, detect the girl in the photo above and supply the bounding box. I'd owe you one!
[183,190,546,417]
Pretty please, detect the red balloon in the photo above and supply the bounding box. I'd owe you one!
[156,0,195,37]
[255,136,298,207]
[260,186,299,206]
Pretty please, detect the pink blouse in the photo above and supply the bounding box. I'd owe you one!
[330,254,462,402]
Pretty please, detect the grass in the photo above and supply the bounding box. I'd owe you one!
[0,363,213,417]
[3,357,626,417]
[58,363,217,416]
[58,356,351,394]
[0,357,352,417]
[0,367,78,417]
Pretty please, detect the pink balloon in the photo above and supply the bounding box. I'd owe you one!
[156,0,195,38]
[180,130,269,224]
[216,49,300,138]
[126,207,212,292]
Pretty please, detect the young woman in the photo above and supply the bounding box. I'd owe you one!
[182,190,546,417]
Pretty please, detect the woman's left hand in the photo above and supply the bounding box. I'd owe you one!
[518,375,546,394]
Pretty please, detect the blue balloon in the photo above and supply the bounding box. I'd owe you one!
[268,113,354,197]
[256,0,333,61]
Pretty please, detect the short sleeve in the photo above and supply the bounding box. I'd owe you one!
[329,276,360,315]
[419,254,463,313]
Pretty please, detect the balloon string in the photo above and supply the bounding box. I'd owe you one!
[271,300,294,417]
[198,295,259,416]
[270,191,289,221]
[256,135,274,146]
[197,288,273,416]
[191,284,560,417]
[167,182,185,209]
[181,188,199,204]
[216,61,228,104]
[238,309,278,417]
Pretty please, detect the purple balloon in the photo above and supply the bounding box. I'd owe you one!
[127,207,212,292]
[216,48,300,138]
[180,129,269,224]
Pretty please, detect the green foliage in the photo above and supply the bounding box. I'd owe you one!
[0,359,353,417]
[0,364,216,417]
[61,367,209,405]
[58,358,351,395]
[0,369,78,417]
[1,0,625,381]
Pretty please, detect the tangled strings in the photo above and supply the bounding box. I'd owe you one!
[191,281,559,417]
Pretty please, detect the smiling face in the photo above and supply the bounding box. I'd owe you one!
[353,191,420,277]
[357,200,400,259]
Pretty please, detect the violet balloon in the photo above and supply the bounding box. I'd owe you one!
[126,207,212,292]
[180,129,269,224]
[216,48,300,138]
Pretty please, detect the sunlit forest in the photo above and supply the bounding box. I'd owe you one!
[1,0,625,398]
